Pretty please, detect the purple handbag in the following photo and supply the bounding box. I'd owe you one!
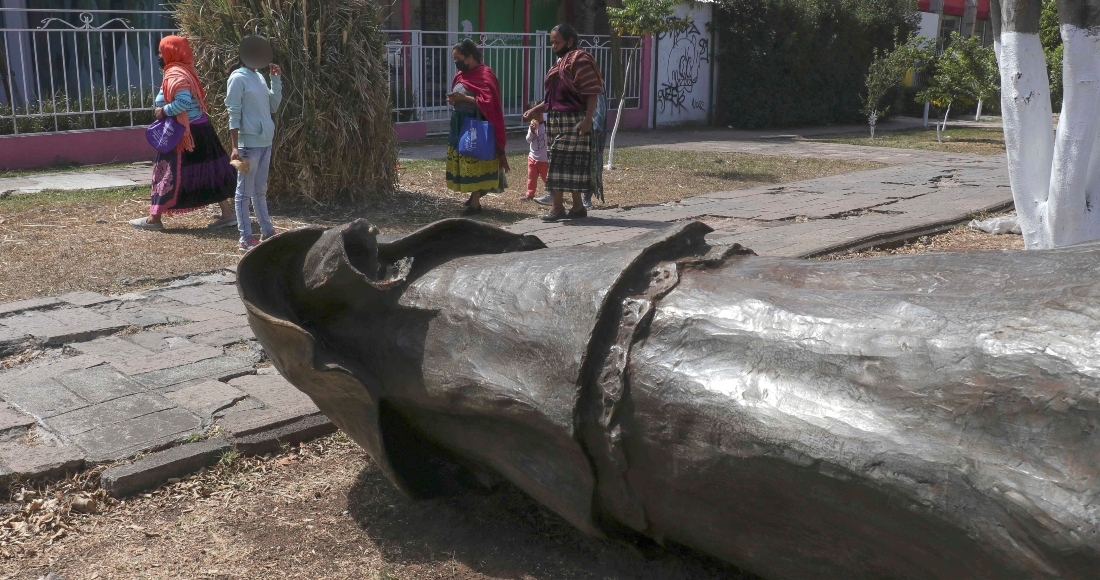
[146,116,184,154]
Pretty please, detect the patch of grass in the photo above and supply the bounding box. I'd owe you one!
[805,127,1006,155]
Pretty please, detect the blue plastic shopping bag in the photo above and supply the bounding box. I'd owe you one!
[457,116,496,160]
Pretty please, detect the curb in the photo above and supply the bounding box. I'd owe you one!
[101,438,231,498]
[229,413,337,456]
[797,200,1016,259]
[98,414,336,498]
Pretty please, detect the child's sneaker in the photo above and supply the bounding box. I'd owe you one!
[238,237,259,251]
[259,233,275,242]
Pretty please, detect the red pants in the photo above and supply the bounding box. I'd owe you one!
[526,158,549,198]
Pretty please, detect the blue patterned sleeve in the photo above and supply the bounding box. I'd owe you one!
[161,89,192,118]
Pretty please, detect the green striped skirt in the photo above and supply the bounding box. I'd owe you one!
[446,111,504,194]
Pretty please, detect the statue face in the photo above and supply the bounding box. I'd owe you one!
[240,35,273,69]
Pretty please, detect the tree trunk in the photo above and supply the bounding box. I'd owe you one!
[606,58,631,169]
[990,0,1100,248]
[1044,0,1100,246]
[975,98,983,121]
[940,103,951,140]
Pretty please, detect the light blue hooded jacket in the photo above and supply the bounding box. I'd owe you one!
[225,67,283,148]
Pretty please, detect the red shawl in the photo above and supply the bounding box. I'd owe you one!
[452,63,507,156]
[159,35,207,153]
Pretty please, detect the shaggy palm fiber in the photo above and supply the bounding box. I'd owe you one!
[171,0,396,201]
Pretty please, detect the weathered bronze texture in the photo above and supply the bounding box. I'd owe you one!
[238,219,1100,579]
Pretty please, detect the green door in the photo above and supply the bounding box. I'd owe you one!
[455,1,561,110]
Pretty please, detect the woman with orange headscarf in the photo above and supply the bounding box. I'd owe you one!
[130,35,236,231]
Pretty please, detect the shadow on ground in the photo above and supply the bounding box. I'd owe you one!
[347,460,758,579]
[270,188,531,233]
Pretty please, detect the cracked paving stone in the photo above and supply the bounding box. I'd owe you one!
[69,407,202,462]
[135,354,259,391]
[228,374,318,415]
[0,440,84,480]
[164,380,247,423]
[0,403,37,441]
[56,364,145,404]
[0,308,127,346]
[0,296,62,317]
[44,392,174,436]
[0,377,88,419]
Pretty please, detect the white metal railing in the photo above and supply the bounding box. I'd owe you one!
[1,8,176,135]
[385,30,643,134]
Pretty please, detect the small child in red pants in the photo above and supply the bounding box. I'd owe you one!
[525,106,548,200]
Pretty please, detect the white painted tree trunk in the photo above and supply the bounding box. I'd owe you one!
[1045,24,1100,247]
[975,99,983,121]
[995,32,1055,248]
[605,58,631,171]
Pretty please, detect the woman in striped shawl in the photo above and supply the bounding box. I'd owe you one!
[523,24,604,222]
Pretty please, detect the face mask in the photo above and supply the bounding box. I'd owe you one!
[454,59,470,72]
[158,56,166,69]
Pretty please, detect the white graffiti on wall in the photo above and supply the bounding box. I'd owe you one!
[656,20,710,116]
[654,2,712,127]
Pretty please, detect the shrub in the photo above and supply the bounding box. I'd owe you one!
[712,0,916,129]
[171,0,396,202]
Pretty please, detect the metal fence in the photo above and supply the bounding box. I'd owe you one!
[0,8,175,135]
[1,7,643,137]
[386,31,644,134]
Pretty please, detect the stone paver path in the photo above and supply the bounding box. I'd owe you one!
[0,271,325,481]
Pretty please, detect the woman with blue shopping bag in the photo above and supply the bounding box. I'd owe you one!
[445,39,508,215]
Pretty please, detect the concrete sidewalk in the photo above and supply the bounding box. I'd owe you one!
[508,154,1011,257]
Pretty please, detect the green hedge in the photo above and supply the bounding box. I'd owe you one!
[713,0,917,128]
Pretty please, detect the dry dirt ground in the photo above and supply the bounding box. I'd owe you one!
[0,149,877,302]
[821,217,1024,260]
[1,434,754,580]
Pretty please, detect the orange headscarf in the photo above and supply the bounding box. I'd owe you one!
[159,35,207,152]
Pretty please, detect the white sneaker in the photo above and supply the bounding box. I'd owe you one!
[534,193,554,206]
[129,217,164,231]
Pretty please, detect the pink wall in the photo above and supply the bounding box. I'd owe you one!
[0,127,152,170]
[394,122,427,142]
[597,35,653,132]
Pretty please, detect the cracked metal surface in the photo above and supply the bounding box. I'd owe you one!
[238,218,1100,579]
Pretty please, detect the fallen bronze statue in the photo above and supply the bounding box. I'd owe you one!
[237,219,1100,579]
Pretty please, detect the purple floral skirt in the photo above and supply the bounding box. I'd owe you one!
[150,115,235,215]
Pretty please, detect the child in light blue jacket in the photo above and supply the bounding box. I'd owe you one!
[226,35,282,251]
